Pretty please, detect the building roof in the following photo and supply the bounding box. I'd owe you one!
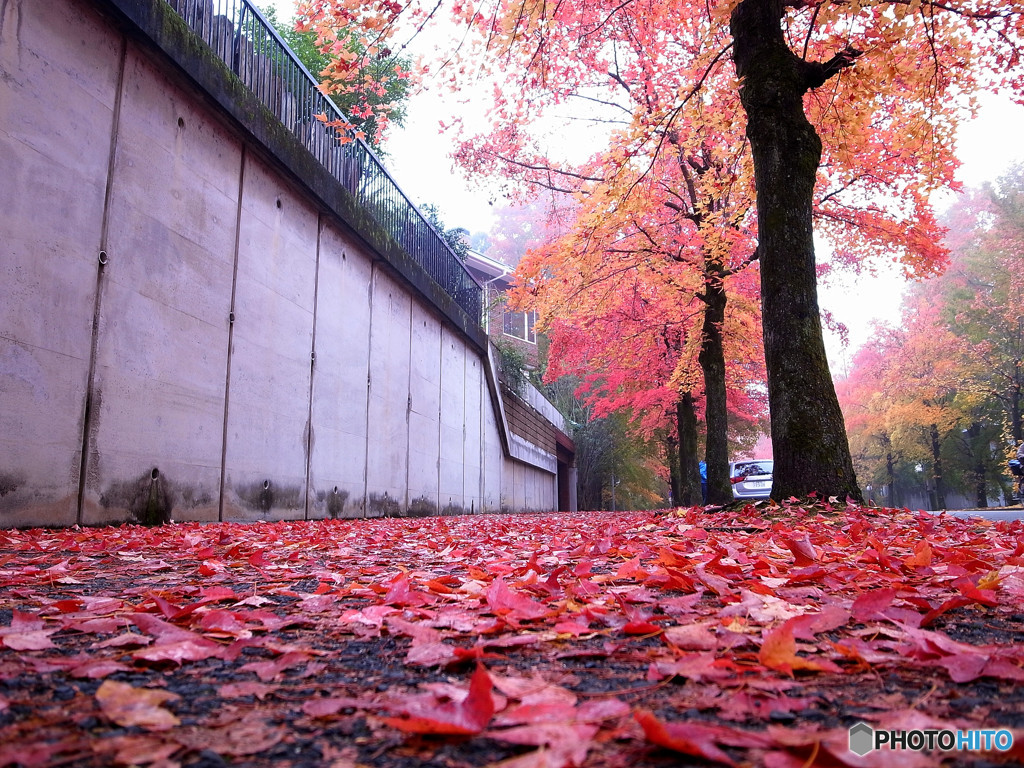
[464,249,513,285]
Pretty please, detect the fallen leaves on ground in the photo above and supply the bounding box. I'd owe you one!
[0,500,1023,767]
[95,680,180,731]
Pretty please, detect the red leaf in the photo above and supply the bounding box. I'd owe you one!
[553,619,591,636]
[151,595,184,620]
[781,535,818,567]
[238,651,311,682]
[485,578,549,621]
[648,652,727,683]
[405,641,460,667]
[132,638,225,665]
[384,573,430,607]
[95,680,180,731]
[197,609,250,636]
[614,557,648,580]
[487,722,599,766]
[655,567,697,592]
[663,623,719,650]
[938,652,989,683]
[758,618,841,676]
[383,664,496,734]
[68,659,131,679]
[635,709,771,766]
[302,696,372,717]
[218,681,275,700]
[920,596,975,627]
[904,541,933,568]
[576,698,631,722]
[131,613,224,664]
[62,617,121,634]
[51,599,85,613]
[97,735,180,766]
[623,620,661,634]
[787,605,850,641]
[248,550,270,568]
[851,589,897,622]
[0,628,56,651]
[982,658,1024,682]
[0,610,56,651]
[954,576,998,607]
[198,586,238,603]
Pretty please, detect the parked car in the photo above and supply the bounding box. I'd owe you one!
[730,459,774,500]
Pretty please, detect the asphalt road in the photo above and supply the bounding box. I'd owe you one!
[938,507,1024,522]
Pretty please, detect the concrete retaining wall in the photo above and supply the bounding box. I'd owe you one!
[0,0,563,527]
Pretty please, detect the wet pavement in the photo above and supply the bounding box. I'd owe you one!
[937,507,1024,522]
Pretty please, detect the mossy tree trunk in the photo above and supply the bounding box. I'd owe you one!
[730,0,862,501]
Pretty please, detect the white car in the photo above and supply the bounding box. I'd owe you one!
[730,459,774,500]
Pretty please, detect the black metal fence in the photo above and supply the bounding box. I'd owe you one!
[166,0,483,322]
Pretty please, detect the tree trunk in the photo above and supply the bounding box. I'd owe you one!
[699,272,733,505]
[730,0,861,502]
[666,435,681,505]
[886,447,897,508]
[930,423,947,510]
[966,422,987,508]
[677,392,703,506]
[975,458,988,508]
[1012,384,1022,444]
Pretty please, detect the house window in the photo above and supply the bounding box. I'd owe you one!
[503,309,537,344]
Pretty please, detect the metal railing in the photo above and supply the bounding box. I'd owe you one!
[165,0,483,322]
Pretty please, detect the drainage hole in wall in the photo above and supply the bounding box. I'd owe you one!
[276,198,282,209]
[177,117,185,129]
[151,468,160,480]
[263,480,271,490]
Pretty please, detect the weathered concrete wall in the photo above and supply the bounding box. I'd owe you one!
[308,225,373,520]
[220,154,318,522]
[408,302,443,516]
[365,269,413,517]
[0,0,121,527]
[482,391,505,512]
[82,45,241,526]
[463,352,484,514]
[0,0,564,527]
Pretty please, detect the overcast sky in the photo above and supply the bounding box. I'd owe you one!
[263,0,1024,371]
[383,85,1024,372]
[819,92,1024,374]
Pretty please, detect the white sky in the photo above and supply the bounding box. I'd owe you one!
[266,0,1024,374]
[820,92,1024,375]
[385,86,1024,375]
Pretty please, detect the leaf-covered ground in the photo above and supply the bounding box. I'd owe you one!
[1,502,1023,767]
